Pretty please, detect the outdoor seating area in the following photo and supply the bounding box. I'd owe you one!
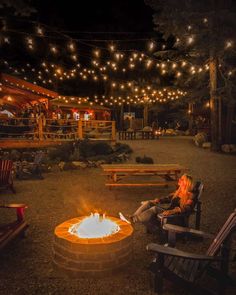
[0,138,235,294]
[1,1,236,294]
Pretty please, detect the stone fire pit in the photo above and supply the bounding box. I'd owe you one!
[53,214,133,277]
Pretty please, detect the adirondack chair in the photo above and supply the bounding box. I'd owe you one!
[156,181,203,243]
[147,209,236,295]
[0,204,28,251]
[0,159,15,193]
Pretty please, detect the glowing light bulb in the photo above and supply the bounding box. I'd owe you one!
[188,36,194,44]
[225,41,233,49]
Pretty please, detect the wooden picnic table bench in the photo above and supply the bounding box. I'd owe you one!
[101,164,188,188]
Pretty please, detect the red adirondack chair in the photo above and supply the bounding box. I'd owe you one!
[0,204,28,251]
[0,160,15,193]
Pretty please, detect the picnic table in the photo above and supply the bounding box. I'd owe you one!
[101,164,188,188]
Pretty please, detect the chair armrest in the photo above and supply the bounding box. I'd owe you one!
[163,224,214,239]
[146,243,221,261]
[0,204,27,209]
[0,204,28,221]
[157,211,188,220]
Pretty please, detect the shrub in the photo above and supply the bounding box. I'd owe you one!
[91,142,113,155]
[48,140,132,163]
[77,139,96,158]
[113,143,133,154]
[48,142,74,162]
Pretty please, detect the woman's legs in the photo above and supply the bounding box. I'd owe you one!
[132,201,164,230]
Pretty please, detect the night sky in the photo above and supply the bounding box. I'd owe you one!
[32,0,154,33]
[0,1,162,99]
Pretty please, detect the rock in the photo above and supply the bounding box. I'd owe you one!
[143,126,152,131]
[202,142,211,148]
[194,132,208,147]
[58,161,65,171]
[221,144,236,153]
[87,161,97,168]
[72,161,87,168]
[95,160,106,166]
[63,162,77,170]
[230,145,236,153]
[221,144,231,153]
[165,129,177,136]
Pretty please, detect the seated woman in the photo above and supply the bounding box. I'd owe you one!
[130,174,194,232]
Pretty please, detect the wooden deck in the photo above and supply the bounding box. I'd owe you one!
[0,140,62,149]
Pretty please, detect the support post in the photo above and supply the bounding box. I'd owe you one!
[111,121,116,141]
[38,116,43,140]
[77,120,83,139]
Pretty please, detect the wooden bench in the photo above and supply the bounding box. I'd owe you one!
[101,164,188,188]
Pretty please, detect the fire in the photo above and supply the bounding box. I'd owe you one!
[68,213,120,238]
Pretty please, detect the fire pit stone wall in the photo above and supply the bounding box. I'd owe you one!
[53,216,133,277]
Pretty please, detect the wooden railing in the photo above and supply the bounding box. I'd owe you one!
[0,117,116,141]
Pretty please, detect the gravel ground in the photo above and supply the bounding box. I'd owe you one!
[0,136,236,295]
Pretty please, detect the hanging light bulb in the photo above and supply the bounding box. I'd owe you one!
[68,42,75,51]
[109,44,115,51]
[94,49,100,57]
[187,36,194,44]
[148,41,155,51]
[36,26,44,35]
[50,46,57,54]
[225,41,233,49]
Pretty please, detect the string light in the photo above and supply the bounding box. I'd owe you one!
[36,26,44,35]
[109,44,115,51]
[94,49,100,57]
[50,46,57,54]
[225,41,233,49]
[148,41,155,51]
[68,42,76,51]
[187,36,194,44]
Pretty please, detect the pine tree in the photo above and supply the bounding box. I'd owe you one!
[145,0,236,150]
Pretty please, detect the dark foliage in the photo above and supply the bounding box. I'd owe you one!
[113,143,133,154]
[48,142,74,162]
[136,155,154,164]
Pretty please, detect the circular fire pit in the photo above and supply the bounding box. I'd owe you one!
[53,214,133,277]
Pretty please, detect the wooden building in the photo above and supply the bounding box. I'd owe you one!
[0,73,58,111]
[50,97,111,121]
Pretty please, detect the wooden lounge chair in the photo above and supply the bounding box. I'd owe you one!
[0,159,15,193]
[147,209,236,294]
[156,181,203,242]
[0,204,28,251]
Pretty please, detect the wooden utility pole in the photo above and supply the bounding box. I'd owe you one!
[209,0,221,151]
[209,55,220,151]
[119,103,124,130]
